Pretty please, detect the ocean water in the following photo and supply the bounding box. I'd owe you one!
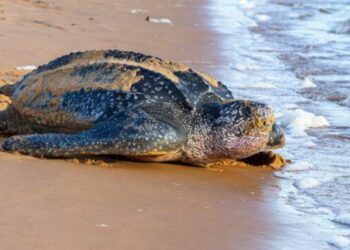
[207,0,350,248]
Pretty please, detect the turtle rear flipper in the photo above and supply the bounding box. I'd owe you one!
[0,84,17,97]
[2,108,185,161]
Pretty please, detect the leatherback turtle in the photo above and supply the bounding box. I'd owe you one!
[0,50,285,166]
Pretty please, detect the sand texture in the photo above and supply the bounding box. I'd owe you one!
[0,0,324,249]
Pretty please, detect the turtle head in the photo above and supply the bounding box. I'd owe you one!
[187,100,284,162]
[266,123,285,149]
[213,100,278,158]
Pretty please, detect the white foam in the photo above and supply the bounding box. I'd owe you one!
[255,14,271,22]
[248,82,277,89]
[294,178,320,189]
[334,213,350,226]
[238,0,255,9]
[235,82,277,89]
[303,141,317,148]
[282,161,313,172]
[281,109,329,137]
[146,17,173,24]
[300,77,317,88]
[328,235,350,249]
[230,63,260,71]
[273,171,294,179]
[16,65,37,71]
[330,19,350,34]
[284,103,299,110]
[274,112,283,120]
[342,97,350,107]
[287,126,308,137]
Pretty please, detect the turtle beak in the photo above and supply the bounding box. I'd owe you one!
[266,123,285,149]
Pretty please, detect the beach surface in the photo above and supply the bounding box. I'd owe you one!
[0,0,326,249]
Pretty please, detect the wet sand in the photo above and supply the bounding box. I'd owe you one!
[0,0,325,249]
[0,150,278,250]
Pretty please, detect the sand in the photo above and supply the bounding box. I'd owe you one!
[0,151,276,250]
[0,0,325,249]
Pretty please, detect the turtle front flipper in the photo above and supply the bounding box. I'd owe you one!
[0,95,21,135]
[2,108,185,161]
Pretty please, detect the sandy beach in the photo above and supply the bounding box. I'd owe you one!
[0,0,328,249]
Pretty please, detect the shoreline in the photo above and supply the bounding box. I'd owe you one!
[0,0,326,249]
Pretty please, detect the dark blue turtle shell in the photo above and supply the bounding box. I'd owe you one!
[11,50,234,130]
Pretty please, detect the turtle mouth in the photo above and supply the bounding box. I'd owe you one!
[266,123,285,149]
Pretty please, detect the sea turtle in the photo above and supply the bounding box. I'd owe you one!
[0,50,285,166]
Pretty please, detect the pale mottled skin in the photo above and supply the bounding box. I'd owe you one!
[0,49,285,166]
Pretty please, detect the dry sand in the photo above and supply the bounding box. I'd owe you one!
[0,0,324,249]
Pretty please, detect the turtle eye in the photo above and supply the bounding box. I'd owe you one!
[244,106,252,117]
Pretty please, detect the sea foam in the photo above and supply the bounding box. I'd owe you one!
[334,213,350,226]
[342,97,350,107]
[238,0,256,9]
[255,14,271,22]
[328,235,350,249]
[238,82,277,89]
[330,19,350,34]
[273,171,294,179]
[230,63,260,71]
[294,178,320,189]
[282,161,313,172]
[281,109,329,137]
[300,77,317,88]
[303,141,317,148]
